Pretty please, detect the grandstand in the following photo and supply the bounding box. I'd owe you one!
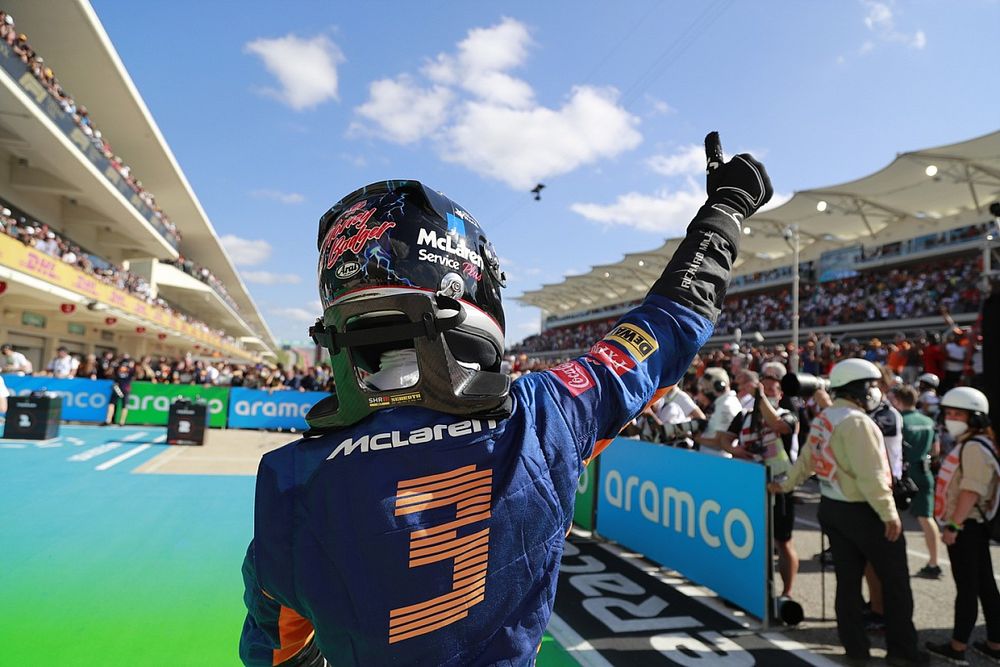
[517,130,1000,361]
[0,1,277,369]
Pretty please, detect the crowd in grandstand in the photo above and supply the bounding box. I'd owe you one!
[514,255,981,355]
[0,204,244,345]
[0,11,181,246]
[1,346,334,394]
[719,256,981,333]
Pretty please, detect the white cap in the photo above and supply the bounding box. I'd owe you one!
[829,358,881,389]
[917,373,939,388]
[940,386,989,414]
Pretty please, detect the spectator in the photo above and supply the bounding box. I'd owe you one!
[47,347,79,379]
[889,385,941,580]
[75,353,99,380]
[1,343,33,375]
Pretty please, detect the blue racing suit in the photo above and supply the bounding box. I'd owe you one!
[240,199,746,666]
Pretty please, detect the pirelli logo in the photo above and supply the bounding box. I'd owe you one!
[388,465,493,644]
[604,323,658,362]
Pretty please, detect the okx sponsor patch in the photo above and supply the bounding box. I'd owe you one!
[604,323,658,362]
[550,360,596,396]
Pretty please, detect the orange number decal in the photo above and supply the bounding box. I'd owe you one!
[388,464,493,644]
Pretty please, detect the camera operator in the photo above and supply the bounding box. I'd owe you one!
[695,367,743,458]
[770,358,924,665]
[645,384,706,448]
[723,361,800,599]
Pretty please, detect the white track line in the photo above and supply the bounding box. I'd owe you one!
[151,434,166,443]
[141,446,185,473]
[95,444,151,471]
[120,431,149,442]
[0,443,27,448]
[546,613,615,667]
[593,538,841,667]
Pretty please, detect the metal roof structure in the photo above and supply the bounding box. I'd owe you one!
[519,129,1000,315]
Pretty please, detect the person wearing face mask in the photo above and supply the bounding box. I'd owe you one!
[926,387,1000,665]
[770,358,925,666]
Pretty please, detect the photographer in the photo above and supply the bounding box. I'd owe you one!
[647,385,706,447]
[695,367,743,457]
[770,359,924,665]
[723,361,800,599]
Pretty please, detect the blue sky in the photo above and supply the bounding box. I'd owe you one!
[90,0,999,346]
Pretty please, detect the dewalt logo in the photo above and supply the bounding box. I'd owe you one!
[604,323,658,362]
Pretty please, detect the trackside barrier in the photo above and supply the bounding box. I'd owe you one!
[1,375,112,422]
[124,383,230,428]
[595,438,769,619]
[227,388,327,431]
[573,458,599,531]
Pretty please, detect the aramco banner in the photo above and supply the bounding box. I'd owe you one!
[226,387,327,430]
[1,375,112,422]
[124,382,229,428]
[596,438,769,619]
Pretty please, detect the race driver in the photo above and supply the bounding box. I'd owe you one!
[239,133,773,666]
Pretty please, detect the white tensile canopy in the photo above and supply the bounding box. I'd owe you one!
[518,130,1000,316]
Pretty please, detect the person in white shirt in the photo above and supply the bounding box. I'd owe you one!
[1,343,33,375]
[47,347,80,379]
[695,367,743,458]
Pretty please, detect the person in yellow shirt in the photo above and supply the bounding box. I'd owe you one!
[770,358,925,666]
[925,387,1000,665]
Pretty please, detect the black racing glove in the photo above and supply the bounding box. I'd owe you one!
[704,131,773,221]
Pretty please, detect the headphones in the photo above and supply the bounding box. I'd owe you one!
[702,375,728,395]
[969,410,991,430]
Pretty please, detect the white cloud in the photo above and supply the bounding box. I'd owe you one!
[242,271,302,285]
[645,95,675,116]
[571,185,706,235]
[353,19,642,189]
[424,17,534,108]
[443,86,641,190]
[646,145,706,178]
[864,2,893,30]
[859,1,926,53]
[221,234,271,266]
[271,306,318,323]
[759,192,793,213]
[353,76,453,144]
[250,189,305,204]
[245,34,343,110]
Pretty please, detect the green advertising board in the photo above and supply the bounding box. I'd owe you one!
[124,382,229,428]
[572,458,598,530]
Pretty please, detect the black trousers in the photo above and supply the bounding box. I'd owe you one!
[818,497,919,659]
[947,520,1000,643]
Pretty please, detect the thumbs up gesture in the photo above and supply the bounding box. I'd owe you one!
[703,132,773,220]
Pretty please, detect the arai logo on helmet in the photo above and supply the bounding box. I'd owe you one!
[335,260,361,280]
